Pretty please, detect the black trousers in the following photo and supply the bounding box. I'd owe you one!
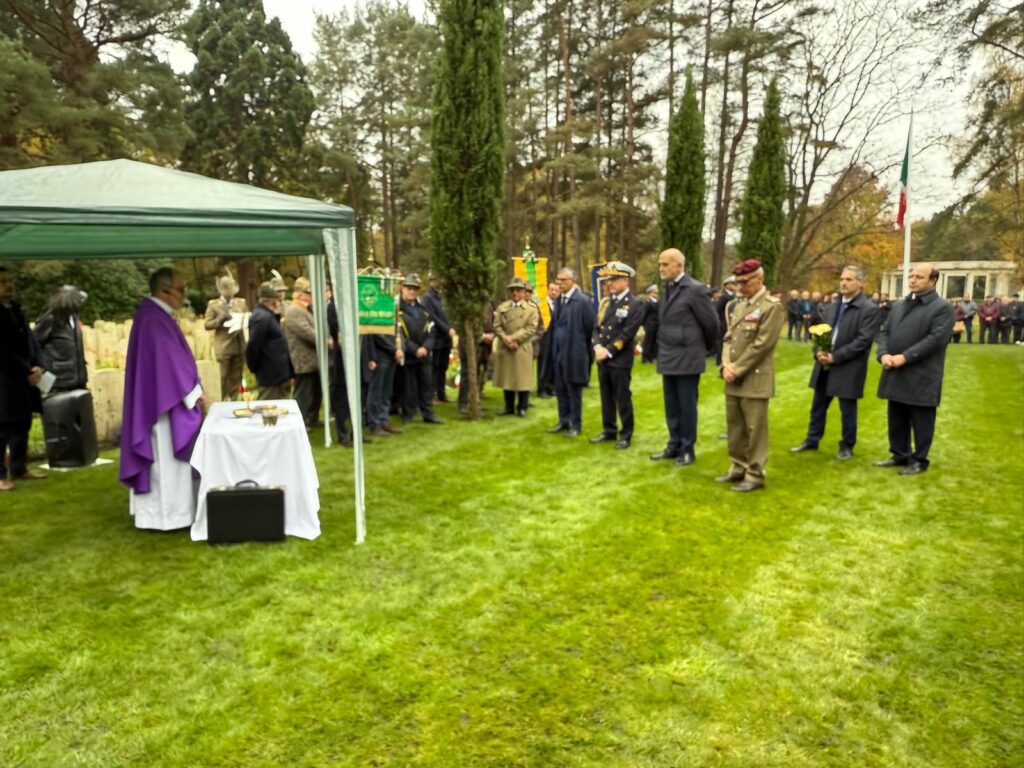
[787,314,802,340]
[887,400,937,466]
[0,420,30,479]
[964,316,974,342]
[434,343,452,400]
[597,364,633,439]
[662,374,700,455]
[553,367,583,430]
[293,372,323,426]
[805,379,858,449]
[402,361,435,421]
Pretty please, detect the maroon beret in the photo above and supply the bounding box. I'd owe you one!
[732,258,762,276]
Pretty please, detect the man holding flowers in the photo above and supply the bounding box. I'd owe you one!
[791,266,880,460]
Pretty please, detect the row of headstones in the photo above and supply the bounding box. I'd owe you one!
[74,318,228,442]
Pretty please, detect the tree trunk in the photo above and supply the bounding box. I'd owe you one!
[461,317,482,418]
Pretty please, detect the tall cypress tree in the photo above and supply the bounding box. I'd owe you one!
[429,0,505,418]
[737,77,787,287]
[660,69,706,281]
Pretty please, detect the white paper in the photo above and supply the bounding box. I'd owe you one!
[37,370,57,395]
[226,312,245,334]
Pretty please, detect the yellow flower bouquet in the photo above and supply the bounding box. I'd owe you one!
[809,323,833,369]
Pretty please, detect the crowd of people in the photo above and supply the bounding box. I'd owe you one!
[0,252,1008,511]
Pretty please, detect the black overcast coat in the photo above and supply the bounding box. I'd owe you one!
[876,288,955,407]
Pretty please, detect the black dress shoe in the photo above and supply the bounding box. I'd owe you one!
[516,410,528,418]
[565,429,580,438]
[589,433,615,444]
[650,449,681,461]
[614,439,630,450]
[836,446,853,461]
[873,458,906,467]
[547,423,567,433]
[898,462,928,475]
[731,479,765,492]
[674,452,695,466]
[423,415,443,425]
[789,441,818,453]
[714,471,745,483]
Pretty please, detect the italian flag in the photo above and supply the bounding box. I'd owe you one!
[897,120,911,229]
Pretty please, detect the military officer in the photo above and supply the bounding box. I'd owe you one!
[588,262,645,449]
[203,274,248,400]
[717,259,785,492]
[493,277,541,417]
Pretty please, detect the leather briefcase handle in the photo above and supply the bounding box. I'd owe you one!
[234,479,260,488]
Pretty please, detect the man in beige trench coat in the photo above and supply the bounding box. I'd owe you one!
[493,277,541,417]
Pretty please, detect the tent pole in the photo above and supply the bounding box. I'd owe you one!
[309,254,332,448]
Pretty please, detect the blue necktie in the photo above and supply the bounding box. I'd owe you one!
[833,301,848,340]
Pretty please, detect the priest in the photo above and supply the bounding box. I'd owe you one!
[119,267,209,530]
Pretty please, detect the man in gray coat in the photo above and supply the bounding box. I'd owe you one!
[649,248,719,466]
[791,265,879,460]
[874,263,955,475]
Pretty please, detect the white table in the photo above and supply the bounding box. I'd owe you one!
[190,400,321,541]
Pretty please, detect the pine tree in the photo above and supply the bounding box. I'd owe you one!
[737,77,786,287]
[430,0,505,419]
[181,0,314,191]
[660,68,706,281]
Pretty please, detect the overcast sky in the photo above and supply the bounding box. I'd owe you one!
[174,0,972,221]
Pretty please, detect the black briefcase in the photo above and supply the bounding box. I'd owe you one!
[207,480,285,545]
[42,389,99,468]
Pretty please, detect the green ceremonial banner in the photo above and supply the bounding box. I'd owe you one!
[357,274,399,335]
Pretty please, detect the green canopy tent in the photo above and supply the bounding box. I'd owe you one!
[0,159,367,543]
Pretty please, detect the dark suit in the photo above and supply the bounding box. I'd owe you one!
[420,287,453,401]
[656,274,719,457]
[1,299,43,480]
[802,292,879,450]
[245,302,292,397]
[537,296,558,395]
[592,290,644,440]
[640,299,659,363]
[398,298,437,422]
[551,288,595,431]
[876,288,955,467]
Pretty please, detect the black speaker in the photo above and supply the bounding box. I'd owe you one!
[42,389,98,468]
[207,481,285,544]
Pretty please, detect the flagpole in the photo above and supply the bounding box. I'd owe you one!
[901,111,913,296]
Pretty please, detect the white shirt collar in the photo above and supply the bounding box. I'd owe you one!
[148,295,174,315]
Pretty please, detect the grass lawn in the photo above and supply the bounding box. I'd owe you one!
[2,341,1022,767]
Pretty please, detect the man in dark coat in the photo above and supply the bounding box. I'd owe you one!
[547,268,595,437]
[713,276,738,365]
[791,266,880,460]
[246,282,292,400]
[874,263,955,475]
[649,248,720,466]
[420,276,455,402]
[640,284,660,363]
[398,274,442,425]
[536,282,559,397]
[0,267,46,492]
[588,262,645,449]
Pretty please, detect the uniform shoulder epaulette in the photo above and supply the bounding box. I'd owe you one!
[765,294,781,304]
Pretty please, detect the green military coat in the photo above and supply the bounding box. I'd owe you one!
[722,288,785,398]
[492,299,540,391]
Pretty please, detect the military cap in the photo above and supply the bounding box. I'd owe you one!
[507,277,527,290]
[598,261,636,278]
[402,273,422,288]
[292,276,312,295]
[258,281,278,300]
[732,258,762,276]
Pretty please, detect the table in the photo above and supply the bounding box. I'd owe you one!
[190,400,321,541]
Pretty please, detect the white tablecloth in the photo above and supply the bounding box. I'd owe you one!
[190,400,321,541]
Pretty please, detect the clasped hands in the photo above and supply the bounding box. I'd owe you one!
[879,353,907,369]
